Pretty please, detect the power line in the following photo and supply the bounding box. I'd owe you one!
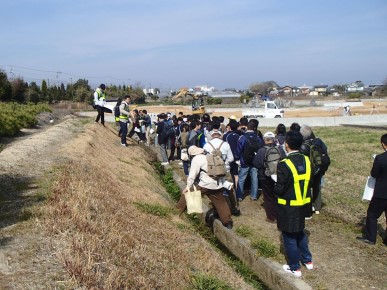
[0,64,132,83]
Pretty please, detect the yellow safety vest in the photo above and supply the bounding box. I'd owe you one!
[119,103,130,121]
[96,89,106,100]
[278,156,311,206]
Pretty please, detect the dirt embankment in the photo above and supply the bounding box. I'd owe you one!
[0,114,255,289]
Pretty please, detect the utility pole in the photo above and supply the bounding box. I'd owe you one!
[70,78,73,102]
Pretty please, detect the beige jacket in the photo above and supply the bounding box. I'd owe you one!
[187,154,232,190]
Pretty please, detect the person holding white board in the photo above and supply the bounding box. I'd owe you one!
[357,134,387,245]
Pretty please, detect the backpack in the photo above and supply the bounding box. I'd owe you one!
[242,134,262,165]
[263,145,284,176]
[114,105,120,118]
[302,138,330,176]
[206,142,227,180]
[161,121,175,141]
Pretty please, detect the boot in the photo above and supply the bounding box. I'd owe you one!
[224,189,241,216]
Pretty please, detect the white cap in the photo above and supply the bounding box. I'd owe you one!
[263,131,275,138]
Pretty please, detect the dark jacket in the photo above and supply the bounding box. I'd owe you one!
[235,131,262,167]
[223,131,240,158]
[156,121,166,145]
[274,152,312,233]
[370,150,387,199]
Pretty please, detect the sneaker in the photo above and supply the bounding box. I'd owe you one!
[237,198,243,202]
[161,162,169,166]
[315,211,320,215]
[250,197,257,201]
[121,143,128,147]
[305,216,313,220]
[283,265,302,277]
[303,261,314,270]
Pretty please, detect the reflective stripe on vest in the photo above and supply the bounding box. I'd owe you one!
[278,156,311,206]
[119,103,129,120]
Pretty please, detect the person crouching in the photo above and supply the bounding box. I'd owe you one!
[176,146,233,229]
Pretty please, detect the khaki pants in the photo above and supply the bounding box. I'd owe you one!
[176,187,232,226]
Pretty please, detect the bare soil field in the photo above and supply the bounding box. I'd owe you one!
[138,100,387,119]
[0,106,386,289]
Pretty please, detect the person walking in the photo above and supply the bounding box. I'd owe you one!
[357,133,387,245]
[274,130,314,277]
[94,84,107,126]
[118,95,133,147]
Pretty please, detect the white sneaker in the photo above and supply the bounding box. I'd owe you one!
[303,261,314,270]
[305,216,312,220]
[315,211,320,215]
[121,143,128,147]
[161,162,169,166]
[283,265,302,277]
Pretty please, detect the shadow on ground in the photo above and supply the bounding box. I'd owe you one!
[0,174,43,235]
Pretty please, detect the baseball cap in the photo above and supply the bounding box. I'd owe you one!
[263,131,275,138]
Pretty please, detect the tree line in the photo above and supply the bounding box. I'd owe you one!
[0,70,146,104]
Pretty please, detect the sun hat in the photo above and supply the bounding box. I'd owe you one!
[188,146,205,156]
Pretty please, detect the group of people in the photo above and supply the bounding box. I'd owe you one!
[158,112,332,277]
[93,85,387,278]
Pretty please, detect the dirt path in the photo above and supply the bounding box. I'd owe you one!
[0,116,84,289]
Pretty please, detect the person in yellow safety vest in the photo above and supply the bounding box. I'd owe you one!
[274,130,313,278]
[118,95,133,147]
[94,84,107,126]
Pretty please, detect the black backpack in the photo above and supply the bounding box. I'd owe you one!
[114,106,120,118]
[242,134,262,165]
[302,138,330,176]
[161,121,175,141]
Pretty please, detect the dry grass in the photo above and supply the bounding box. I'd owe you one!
[42,124,255,289]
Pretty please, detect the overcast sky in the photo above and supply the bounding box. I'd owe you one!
[1,0,386,90]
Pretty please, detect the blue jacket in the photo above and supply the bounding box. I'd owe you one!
[223,131,240,158]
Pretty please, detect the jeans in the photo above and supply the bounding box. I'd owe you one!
[160,144,168,162]
[282,231,312,271]
[236,166,258,200]
[119,121,128,145]
[183,160,189,175]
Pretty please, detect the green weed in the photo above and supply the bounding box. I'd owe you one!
[234,225,254,238]
[133,201,172,217]
[252,238,278,258]
[190,273,233,290]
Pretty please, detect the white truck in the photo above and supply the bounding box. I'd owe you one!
[242,101,284,118]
